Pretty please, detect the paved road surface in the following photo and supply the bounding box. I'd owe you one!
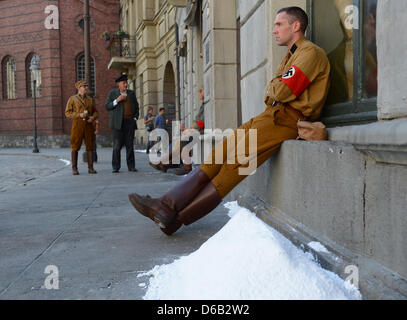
[0,148,229,299]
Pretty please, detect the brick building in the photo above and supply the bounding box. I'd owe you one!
[0,0,120,146]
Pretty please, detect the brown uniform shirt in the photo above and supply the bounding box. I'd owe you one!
[65,94,98,120]
[265,37,330,121]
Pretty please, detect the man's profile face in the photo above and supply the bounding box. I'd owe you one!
[118,80,128,92]
[273,12,295,46]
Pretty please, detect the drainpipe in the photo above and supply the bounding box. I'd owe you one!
[175,9,182,122]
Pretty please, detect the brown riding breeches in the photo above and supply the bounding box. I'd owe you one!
[200,104,306,198]
[70,119,95,152]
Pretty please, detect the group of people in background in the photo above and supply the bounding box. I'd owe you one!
[148,88,205,176]
[64,73,204,176]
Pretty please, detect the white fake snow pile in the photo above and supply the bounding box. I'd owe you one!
[138,201,362,300]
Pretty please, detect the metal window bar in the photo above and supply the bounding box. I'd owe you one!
[77,54,96,94]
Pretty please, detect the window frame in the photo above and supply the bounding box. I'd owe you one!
[26,53,42,98]
[76,53,96,95]
[307,0,378,126]
[2,56,17,100]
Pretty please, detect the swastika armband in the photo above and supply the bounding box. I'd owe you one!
[280,65,311,97]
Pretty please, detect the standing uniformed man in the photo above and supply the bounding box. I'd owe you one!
[65,80,98,175]
[128,6,331,235]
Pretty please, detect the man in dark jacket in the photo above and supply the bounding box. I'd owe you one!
[105,74,140,173]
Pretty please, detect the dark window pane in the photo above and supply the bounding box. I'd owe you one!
[363,0,377,99]
[3,56,17,99]
[314,0,356,106]
[77,54,96,94]
[28,54,42,98]
[79,18,84,30]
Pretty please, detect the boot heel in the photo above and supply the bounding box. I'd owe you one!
[154,217,167,229]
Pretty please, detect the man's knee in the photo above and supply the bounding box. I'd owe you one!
[71,139,83,152]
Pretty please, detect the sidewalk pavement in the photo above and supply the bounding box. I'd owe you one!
[0,148,229,299]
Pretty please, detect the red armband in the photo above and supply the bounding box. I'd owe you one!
[280,65,311,97]
[197,120,204,130]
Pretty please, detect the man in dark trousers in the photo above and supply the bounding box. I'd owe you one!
[105,74,139,173]
[129,7,330,235]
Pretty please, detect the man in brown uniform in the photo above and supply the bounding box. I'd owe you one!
[128,7,330,235]
[65,80,98,175]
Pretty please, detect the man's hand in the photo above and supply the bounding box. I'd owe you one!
[116,92,127,103]
[87,116,95,123]
[79,112,87,118]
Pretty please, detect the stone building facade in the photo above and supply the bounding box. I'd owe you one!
[0,0,120,146]
[108,0,179,147]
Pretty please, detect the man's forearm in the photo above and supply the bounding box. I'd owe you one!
[105,99,116,111]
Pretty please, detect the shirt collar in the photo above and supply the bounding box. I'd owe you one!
[291,36,306,53]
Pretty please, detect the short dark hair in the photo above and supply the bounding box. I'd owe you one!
[277,6,308,34]
[159,107,165,112]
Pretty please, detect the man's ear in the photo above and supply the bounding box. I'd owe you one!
[293,20,302,33]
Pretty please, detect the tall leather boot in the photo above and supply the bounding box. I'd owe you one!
[87,151,97,174]
[160,181,222,236]
[128,168,209,228]
[149,150,180,173]
[172,163,193,176]
[178,181,222,225]
[72,151,79,175]
[160,219,183,236]
[149,161,171,173]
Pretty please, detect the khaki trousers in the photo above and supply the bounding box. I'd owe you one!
[200,104,306,198]
[70,119,95,152]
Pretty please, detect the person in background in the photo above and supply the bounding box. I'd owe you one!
[154,107,168,130]
[105,74,140,173]
[149,89,205,175]
[65,80,98,175]
[144,107,155,154]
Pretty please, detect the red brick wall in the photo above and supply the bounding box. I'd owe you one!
[0,0,120,137]
[59,0,120,135]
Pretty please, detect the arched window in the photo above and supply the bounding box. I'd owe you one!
[76,54,96,94]
[26,54,42,98]
[2,56,17,99]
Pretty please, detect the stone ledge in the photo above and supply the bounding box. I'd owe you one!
[328,119,407,146]
[0,135,112,148]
